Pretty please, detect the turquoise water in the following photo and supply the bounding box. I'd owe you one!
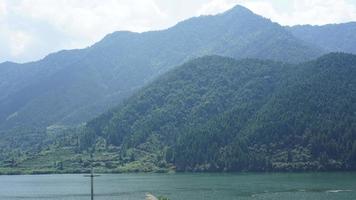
[0,172,355,199]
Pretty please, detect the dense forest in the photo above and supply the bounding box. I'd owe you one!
[76,53,356,172]
[1,53,355,174]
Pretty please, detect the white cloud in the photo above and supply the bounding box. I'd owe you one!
[0,0,172,62]
[198,0,356,25]
[9,31,32,56]
[0,0,6,17]
[197,0,241,15]
[284,0,356,25]
[14,0,167,43]
[0,25,33,60]
[1,0,356,63]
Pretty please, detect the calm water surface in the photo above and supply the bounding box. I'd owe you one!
[0,172,355,200]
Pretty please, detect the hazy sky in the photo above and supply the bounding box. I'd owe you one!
[1,0,356,63]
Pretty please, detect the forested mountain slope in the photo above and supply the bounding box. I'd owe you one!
[0,5,322,131]
[82,53,356,172]
[288,22,356,54]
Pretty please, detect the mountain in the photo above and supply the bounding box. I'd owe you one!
[81,53,356,172]
[0,5,323,131]
[288,22,356,54]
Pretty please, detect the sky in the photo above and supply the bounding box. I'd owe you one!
[1,0,356,63]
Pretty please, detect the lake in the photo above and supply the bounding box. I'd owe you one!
[0,172,355,200]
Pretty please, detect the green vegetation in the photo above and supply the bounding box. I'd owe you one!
[158,197,170,200]
[1,53,355,174]
[74,53,356,172]
[0,127,172,174]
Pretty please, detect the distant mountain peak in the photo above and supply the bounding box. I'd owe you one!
[102,30,137,40]
[224,4,254,15]
[217,4,268,24]
[0,61,16,65]
[0,61,19,67]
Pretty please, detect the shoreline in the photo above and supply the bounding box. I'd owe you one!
[1,169,356,176]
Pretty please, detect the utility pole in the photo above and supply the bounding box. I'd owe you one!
[85,151,99,200]
[90,164,94,200]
